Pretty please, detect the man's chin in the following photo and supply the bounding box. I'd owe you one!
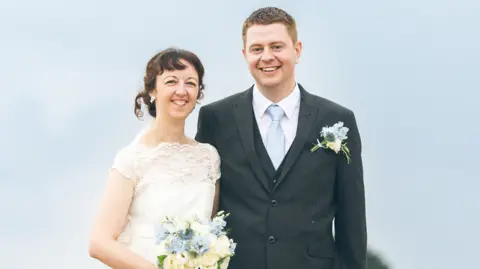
[256,76,282,88]
[258,81,283,90]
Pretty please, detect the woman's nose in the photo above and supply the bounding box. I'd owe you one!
[175,81,187,95]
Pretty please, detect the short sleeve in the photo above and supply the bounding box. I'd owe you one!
[208,146,221,183]
[110,146,137,180]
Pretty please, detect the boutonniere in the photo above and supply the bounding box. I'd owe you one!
[311,121,351,163]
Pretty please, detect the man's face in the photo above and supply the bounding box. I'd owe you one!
[243,23,302,90]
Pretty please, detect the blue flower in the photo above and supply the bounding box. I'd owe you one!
[191,235,210,255]
[324,132,336,142]
[165,236,187,254]
[155,225,169,244]
[313,121,351,163]
[229,240,237,253]
[209,218,227,236]
[178,228,194,240]
[321,122,349,141]
[333,122,349,140]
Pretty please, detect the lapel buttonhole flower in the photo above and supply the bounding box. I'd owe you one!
[311,121,351,164]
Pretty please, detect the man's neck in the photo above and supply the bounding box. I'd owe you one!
[257,80,296,103]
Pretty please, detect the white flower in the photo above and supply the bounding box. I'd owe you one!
[219,257,231,269]
[162,255,176,269]
[186,257,200,268]
[211,235,231,257]
[199,252,220,267]
[175,253,189,265]
[155,240,168,256]
[326,138,342,153]
[207,234,218,250]
[190,220,210,235]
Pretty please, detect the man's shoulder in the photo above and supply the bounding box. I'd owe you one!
[201,88,250,112]
[307,92,354,116]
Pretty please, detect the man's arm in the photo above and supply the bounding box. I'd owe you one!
[334,110,367,269]
[195,105,215,146]
[197,105,221,219]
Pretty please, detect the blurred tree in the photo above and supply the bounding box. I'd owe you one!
[367,249,390,269]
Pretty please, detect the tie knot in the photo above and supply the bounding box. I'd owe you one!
[266,104,285,121]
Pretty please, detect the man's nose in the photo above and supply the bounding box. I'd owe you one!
[261,48,275,61]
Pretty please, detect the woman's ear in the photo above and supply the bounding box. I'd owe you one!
[149,90,157,103]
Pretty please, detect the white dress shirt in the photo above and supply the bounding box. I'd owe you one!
[252,83,301,154]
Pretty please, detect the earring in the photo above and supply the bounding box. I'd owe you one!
[150,96,155,103]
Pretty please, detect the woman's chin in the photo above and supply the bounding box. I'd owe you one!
[168,110,191,121]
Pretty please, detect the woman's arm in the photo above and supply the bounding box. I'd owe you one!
[211,180,220,218]
[88,169,157,269]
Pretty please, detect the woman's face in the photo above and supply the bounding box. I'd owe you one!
[150,59,200,121]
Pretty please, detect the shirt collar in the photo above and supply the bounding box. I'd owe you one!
[252,83,300,120]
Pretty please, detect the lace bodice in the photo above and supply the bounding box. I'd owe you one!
[110,140,221,264]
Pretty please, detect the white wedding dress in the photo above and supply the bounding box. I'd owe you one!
[110,140,221,264]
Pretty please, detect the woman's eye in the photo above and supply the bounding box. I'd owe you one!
[187,82,197,86]
[166,80,176,85]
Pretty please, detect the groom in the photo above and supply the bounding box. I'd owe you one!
[196,7,366,269]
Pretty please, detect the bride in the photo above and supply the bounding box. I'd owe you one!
[88,48,220,268]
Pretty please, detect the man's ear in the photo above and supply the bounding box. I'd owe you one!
[295,41,303,64]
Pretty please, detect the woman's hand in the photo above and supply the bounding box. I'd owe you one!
[89,169,156,269]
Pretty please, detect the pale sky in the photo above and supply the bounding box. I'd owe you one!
[1,0,479,268]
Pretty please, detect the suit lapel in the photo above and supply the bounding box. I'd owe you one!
[273,85,319,191]
[233,88,271,193]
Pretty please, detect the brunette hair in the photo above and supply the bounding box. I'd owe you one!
[242,7,298,47]
[134,48,205,119]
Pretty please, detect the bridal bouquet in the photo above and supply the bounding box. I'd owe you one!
[155,211,236,269]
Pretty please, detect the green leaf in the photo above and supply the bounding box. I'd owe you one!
[218,257,225,269]
[157,255,167,268]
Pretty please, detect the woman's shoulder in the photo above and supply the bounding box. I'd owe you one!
[195,141,221,182]
[195,141,219,156]
[111,143,143,179]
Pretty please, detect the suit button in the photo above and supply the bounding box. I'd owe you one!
[271,200,278,207]
[268,236,276,243]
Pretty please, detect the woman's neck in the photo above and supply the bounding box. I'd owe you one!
[147,116,188,145]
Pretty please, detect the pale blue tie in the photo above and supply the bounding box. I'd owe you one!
[265,104,285,170]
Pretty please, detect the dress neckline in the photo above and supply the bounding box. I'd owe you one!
[137,139,202,150]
